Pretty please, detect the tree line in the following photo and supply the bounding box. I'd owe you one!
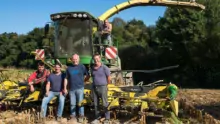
[0,0,220,88]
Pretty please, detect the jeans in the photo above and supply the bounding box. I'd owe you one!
[106,35,112,46]
[92,85,110,120]
[102,34,112,46]
[41,91,65,117]
[69,88,84,116]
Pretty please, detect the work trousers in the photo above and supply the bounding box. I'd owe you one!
[92,85,110,120]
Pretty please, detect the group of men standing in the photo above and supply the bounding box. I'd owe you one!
[28,54,111,123]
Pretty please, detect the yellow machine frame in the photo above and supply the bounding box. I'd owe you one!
[98,0,205,21]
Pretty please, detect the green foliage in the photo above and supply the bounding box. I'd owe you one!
[154,0,220,88]
[112,18,149,47]
[0,28,46,68]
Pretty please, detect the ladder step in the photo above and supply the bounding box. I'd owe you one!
[93,44,110,46]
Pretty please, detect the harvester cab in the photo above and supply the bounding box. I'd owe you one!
[43,11,122,85]
[44,12,118,65]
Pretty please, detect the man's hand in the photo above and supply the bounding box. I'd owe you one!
[29,82,34,85]
[30,85,35,92]
[45,91,49,97]
[63,89,68,95]
[107,76,111,84]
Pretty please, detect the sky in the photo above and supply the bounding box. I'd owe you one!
[0,0,166,35]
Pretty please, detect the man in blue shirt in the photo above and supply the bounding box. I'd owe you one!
[63,54,90,122]
[41,63,65,121]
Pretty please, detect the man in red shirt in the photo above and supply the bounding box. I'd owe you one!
[28,62,50,93]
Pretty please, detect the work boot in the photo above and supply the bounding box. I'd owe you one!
[103,119,111,124]
[69,115,77,123]
[41,117,47,123]
[69,115,76,120]
[78,115,85,123]
[56,116,62,122]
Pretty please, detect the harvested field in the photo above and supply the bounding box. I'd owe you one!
[0,69,32,82]
[0,89,219,124]
[0,70,220,123]
[177,89,220,124]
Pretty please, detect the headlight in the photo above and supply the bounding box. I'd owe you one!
[55,15,61,19]
[78,14,82,18]
[73,13,77,17]
[83,14,87,18]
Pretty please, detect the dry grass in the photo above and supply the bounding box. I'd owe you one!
[177,89,220,124]
[0,68,33,82]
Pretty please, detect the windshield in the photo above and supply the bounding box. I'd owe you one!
[55,19,92,57]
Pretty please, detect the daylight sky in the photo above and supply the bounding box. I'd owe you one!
[0,0,166,35]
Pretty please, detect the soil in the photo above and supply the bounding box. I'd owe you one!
[0,89,220,124]
[177,89,220,123]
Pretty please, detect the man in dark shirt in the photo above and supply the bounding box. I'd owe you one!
[63,54,90,122]
[90,54,111,124]
[41,63,65,120]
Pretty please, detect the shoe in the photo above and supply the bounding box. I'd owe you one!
[103,119,111,124]
[91,119,100,124]
[41,117,46,123]
[56,116,62,122]
[78,115,85,123]
[69,115,76,120]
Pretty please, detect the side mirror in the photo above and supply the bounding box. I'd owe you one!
[44,24,50,37]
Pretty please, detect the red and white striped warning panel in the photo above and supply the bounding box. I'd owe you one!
[105,46,117,59]
[35,49,45,60]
